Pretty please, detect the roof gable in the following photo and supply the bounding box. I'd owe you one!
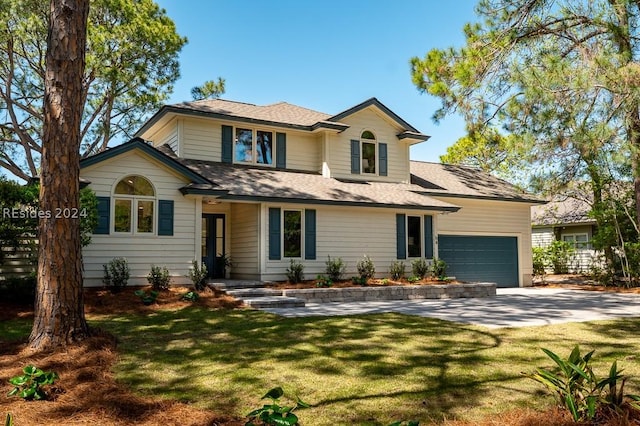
[80,138,212,185]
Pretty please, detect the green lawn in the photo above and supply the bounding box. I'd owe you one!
[80,308,640,425]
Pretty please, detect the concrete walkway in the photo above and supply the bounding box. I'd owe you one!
[262,287,640,328]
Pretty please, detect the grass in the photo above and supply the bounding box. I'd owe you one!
[83,307,640,425]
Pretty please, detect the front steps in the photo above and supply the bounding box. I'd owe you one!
[208,280,305,308]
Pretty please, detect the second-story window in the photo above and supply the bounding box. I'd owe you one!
[361,130,376,174]
[235,128,274,165]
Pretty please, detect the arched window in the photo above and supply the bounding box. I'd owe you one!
[360,130,377,174]
[113,175,156,233]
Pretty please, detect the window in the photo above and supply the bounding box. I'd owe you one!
[361,130,376,174]
[235,128,274,165]
[269,208,316,260]
[407,216,422,257]
[562,233,591,249]
[283,210,302,258]
[113,175,155,234]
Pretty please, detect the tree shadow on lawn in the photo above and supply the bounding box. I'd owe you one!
[91,307,544,424]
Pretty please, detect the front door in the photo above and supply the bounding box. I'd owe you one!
[202,214,226,278]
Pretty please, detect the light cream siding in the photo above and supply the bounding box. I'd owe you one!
[230,203,260,279]
[435,197,534,286]
[328,108,410,183]
[262,204,404,281]
[147,118,178,151]
[181,117,220,161]
[285,131,321,171]
[81,150,196,287]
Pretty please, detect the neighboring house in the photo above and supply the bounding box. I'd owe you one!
[80,97,543,288]
[531,196,599,273]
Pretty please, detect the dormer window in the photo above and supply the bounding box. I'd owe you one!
[361,131,377,174]
[235,128,273,165]
[350,131,387,176]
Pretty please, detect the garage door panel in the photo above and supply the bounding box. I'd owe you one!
[438,235,518,288]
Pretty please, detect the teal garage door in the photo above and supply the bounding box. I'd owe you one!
[438,235,519,288]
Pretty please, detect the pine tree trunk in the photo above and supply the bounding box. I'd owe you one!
[29,0,90,351]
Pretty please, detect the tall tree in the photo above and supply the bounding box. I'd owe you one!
[411,0,640,224]
[191,77,226,100]
[29,0,90,351]
[0,0,186,181]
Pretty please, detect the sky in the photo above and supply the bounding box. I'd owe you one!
[153,0,479,163]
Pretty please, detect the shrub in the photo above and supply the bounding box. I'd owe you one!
[245,386,310,426]
[286,259,305,283]
[187,260,208,291]
[0,275,36,304]
[147,265,171,291]
[431,258,447,279]
[102,257,130,293]
[356,255,375,280]
[389,261,406,280]
[7,365,58,400]
[547,240,575,274]
[532,246,548,277]
[325,256,345,281]
[527,345,640,422]
[411,258,430,279]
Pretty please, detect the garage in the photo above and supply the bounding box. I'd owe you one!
[438,235,519,287]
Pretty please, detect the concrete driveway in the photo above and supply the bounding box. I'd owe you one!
[263,287,640,328]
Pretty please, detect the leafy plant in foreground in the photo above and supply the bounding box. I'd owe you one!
[134,289,159,305]
[5,413,13,426]
[527,345,640,422]
[181,290,200,302]
[7,365,58,400]
[316,275,333,288]
[245,386,310,426]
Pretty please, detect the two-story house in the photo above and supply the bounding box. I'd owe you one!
[79,97,542,288]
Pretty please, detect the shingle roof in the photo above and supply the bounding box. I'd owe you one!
[156,146,460,211]
[409,161,544,203]
[171,99,332,127]
[531,196,593,226]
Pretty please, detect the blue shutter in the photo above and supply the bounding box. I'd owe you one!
[396,213,406,259]
[379,143,388,176]
[221,125,233,163]
[350,139,360,174]
[276,132,287,169]
[424,215,433,259]
[157,200,174,236]
[269,207,281,260]
[304,209,316,260]
[95,196,110,234]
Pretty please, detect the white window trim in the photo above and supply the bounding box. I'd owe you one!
[562,233,591,249]
[111,175,157,236]
[233,127,276,167]
[282,208,304,259]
